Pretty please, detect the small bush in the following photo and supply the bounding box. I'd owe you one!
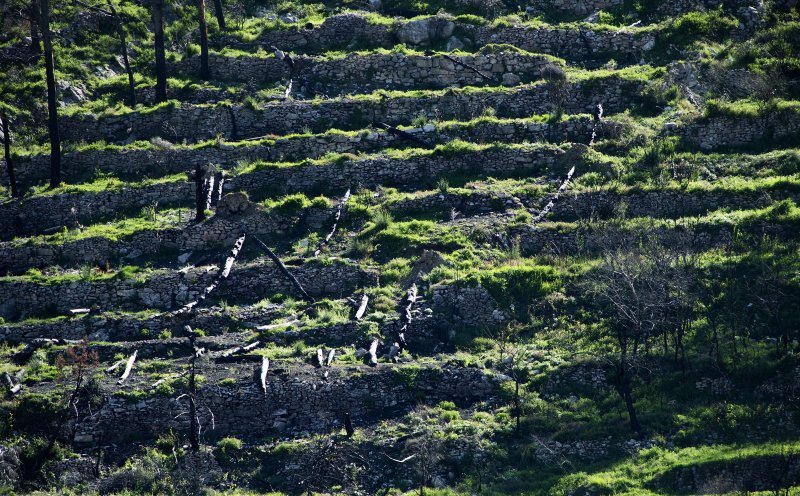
[217,437,243,453]
[371,208,394,230]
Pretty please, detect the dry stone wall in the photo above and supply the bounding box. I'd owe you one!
[0,145,581,240]
[175,51,557,93]
[0,259,376,319]
[0,206,330,274]
[214,13,653,65]
[229,144,583,197]
[58,77,644,143]
[0,182,195,240]
[2,117,611,185]
[0,304,279,344]
[672,111,800,151]
[73,364,500,445]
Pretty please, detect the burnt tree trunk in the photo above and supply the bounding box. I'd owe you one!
[29,1,41,55]
[38,0,61,188]
[1,111,18,198]
[197,0,210,80]
[212,0,225,31]
[195,163,206,222]
[152,0,167,102]
[107,1,136,106]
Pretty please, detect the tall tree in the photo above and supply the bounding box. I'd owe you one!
[151,0,167,102]
[197,0,210,80]
[38,0,61,188]
[106,0,136,106]
[212,0,225,30]
[1,110,19,198]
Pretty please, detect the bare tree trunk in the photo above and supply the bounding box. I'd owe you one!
[616,362,641,432]
[188,360,199,451]
[39,0,61,188]
[212,0,225,31]
[195,163,206,222]
[152,0,167,102]
[197,0,210,80]
[29,1,41,55]
[107,1,136,106]
[1,111,18,198]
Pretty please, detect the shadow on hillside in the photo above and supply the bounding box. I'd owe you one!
[648,452,800,495]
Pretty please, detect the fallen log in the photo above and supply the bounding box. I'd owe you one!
[253,235,315,303]
[284,78,293,99]
[326,349,336,367]
[221,341,261,358]
[316,348,325,368]
[173,233,246,316]
[256,319,300,331]
[3,372,21,395]
[260,357,269,394]
[368,338,379,367]
[12,338,81,364]
[117,350,137,385]
[314,189,351,256]
[531,166,576,225]
[105,358,125,373]
[396,283,418,352]
[354,294,369,320]
[425,50,492,81]
[374,122,435,149]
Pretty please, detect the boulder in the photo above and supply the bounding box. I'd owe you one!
[396,16,455,46]
[502,72,521,87]
[216,192,252,216]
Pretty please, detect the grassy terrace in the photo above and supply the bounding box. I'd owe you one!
[2,0,800,493]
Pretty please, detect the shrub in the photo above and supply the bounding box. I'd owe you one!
[371,208,394,230]
[217,437,243,453]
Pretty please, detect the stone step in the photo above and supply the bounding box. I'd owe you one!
[57,73,647,143]
[0,143,584,240]
[0,257,376,322]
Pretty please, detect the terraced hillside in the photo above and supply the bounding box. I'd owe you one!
[1,0,800,494]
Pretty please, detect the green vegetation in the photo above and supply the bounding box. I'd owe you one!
[1,0,800,494]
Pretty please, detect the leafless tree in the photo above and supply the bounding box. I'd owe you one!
[402,410,444,496]
[580,228,690,432]
[32,339,99,475]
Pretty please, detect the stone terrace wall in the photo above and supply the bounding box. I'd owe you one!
[228,144,583,197]
[0,182,195,240]
[58,77,644,143]
[510,219,797,256]
[0,304,280,344]
[0,259,376,319]
[73,364,499,444]
[524,0,754,17]
[0,206,328,274]
[2,117,612,185]
[0,145,582,240]
[175,51,556,94]
[550,187,800,222]
[214,13,653,65]
[673,111,800,151]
